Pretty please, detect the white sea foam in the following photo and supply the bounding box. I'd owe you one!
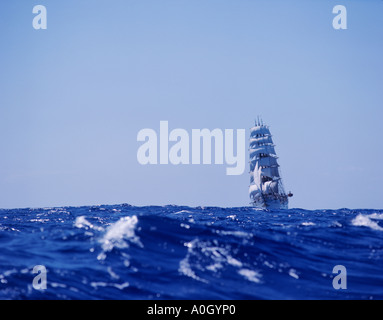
[179,257,207,283]
[100,215,142,253]
[178,239,260,284]
[238,269,262,283]
[74,216,104,232]
[332,221,342,228]
[301,222,315,226]
[174,210,194,214]
[227,256,243,267]
[288,269,299,279]
[365,213,383,220]
[351,214,383,231]
[90,281,130,290]
[51,282,67,288]
[179,240,207,283]
[215,229,253,239]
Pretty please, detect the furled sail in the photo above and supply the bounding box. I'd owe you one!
[249,145,276,158]
[250,126,271,137]
[249,136,273,147]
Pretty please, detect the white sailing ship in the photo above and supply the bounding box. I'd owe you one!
[249,118,293,209]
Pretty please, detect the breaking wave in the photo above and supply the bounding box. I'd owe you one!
[0,205,382,299]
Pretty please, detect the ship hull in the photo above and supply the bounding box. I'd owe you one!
[252,194,288,210]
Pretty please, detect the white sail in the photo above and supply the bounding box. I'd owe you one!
[270,181,279,193]
[259,156,278,167]
[253,162,262,187]
[249,162,263,201]
[250,157,279,172]
[249,184,260,197]
[261,166,280,178]
[262,181,271,193]
[262,180,279,194]
[251,156,278,167]
[249,188,264,206]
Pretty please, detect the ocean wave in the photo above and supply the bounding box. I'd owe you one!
[1,206,383,299]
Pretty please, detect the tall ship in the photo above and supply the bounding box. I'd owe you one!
[249,118,293,209]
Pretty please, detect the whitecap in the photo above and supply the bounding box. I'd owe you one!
[107,267,120,280]
[179,256,207,283]
[178,240,208,283]
[51,282,67,288]
[179,239,249,284]
[227,256,243,267]
[238,269,262,283]
[174,210,193,214]
[351,214,383,231]
[288,269,299,279]
[215,230,253,239]
[332,221,342,227]
[90,281,129,290]
[366,213,383,220]
[74,216,104,232]
[99,215,142,253]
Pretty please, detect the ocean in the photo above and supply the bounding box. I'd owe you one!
[0,204,382,300]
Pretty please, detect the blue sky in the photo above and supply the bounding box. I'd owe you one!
[0,0,382,209]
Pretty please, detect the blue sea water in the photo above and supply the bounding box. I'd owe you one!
[0,204,382,300]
